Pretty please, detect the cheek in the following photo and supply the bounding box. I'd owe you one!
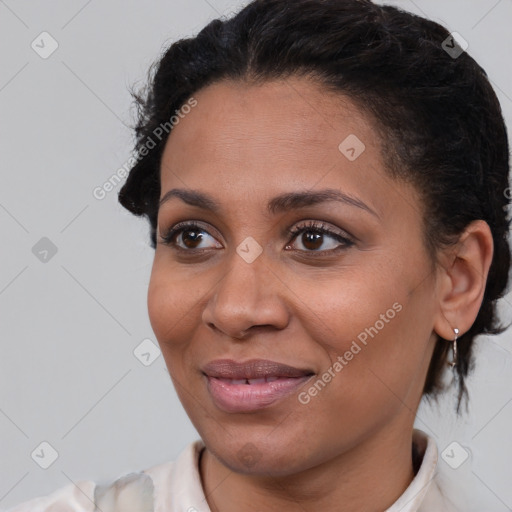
[293,266,419,393]
[307,274,433,415]
[293,265,402,346]
[146,259,198,348]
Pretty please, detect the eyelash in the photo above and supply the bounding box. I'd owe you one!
[159,220,355,256]
[285,221,354,255]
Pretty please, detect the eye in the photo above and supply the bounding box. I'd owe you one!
[285,221,354,255]
[159,219,354,256]
[159,221,222,251]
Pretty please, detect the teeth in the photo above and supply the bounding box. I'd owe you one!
[248,377,266,384]
[215,376,296,384]
[221,377,281,384]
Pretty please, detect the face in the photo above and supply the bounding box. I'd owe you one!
[148,77,440,476]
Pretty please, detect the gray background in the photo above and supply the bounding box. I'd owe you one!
[1,0,511,510]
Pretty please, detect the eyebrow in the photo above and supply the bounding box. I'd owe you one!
[159,187,379,218]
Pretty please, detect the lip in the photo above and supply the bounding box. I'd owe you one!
[202,359,315,413]
[202,358,314,380]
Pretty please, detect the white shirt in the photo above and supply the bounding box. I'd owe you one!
[3,429,459,512]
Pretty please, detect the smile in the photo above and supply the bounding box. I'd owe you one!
[205,374,314,413]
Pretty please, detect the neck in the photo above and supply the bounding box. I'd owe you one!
[199,421,417,512]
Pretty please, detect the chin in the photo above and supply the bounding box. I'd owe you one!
[204,429,318,477]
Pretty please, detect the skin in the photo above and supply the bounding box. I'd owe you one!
[147,77,494,512]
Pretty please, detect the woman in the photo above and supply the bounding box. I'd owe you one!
[6,0,510,511]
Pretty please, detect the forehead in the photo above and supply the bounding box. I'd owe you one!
[159,77,410,222]
[163,77,376,159]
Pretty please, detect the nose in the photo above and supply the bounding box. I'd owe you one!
[201,247,290,340]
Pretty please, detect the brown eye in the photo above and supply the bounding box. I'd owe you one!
[301,232,323,251]
[286,221,354,254]
[160,221,222,251]
[180,228,205,249]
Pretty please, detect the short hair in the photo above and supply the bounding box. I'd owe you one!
[118,0,511,414]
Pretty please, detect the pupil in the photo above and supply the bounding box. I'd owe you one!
[303,232,322,250]
[183,230,202,248]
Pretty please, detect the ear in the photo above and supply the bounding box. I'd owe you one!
[433,220,494,340]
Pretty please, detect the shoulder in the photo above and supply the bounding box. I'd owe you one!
[3,480,96,512]
[2,441,204,512]
[4,470,158,512]
[419,478,460,512]
[387,429,461,512]
[3,470,159,512]
[411,430,461,512]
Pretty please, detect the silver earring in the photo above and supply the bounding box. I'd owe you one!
[448,328,459,369]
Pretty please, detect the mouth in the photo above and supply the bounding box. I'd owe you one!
[202,358,315,413]
[202,358,315,379]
